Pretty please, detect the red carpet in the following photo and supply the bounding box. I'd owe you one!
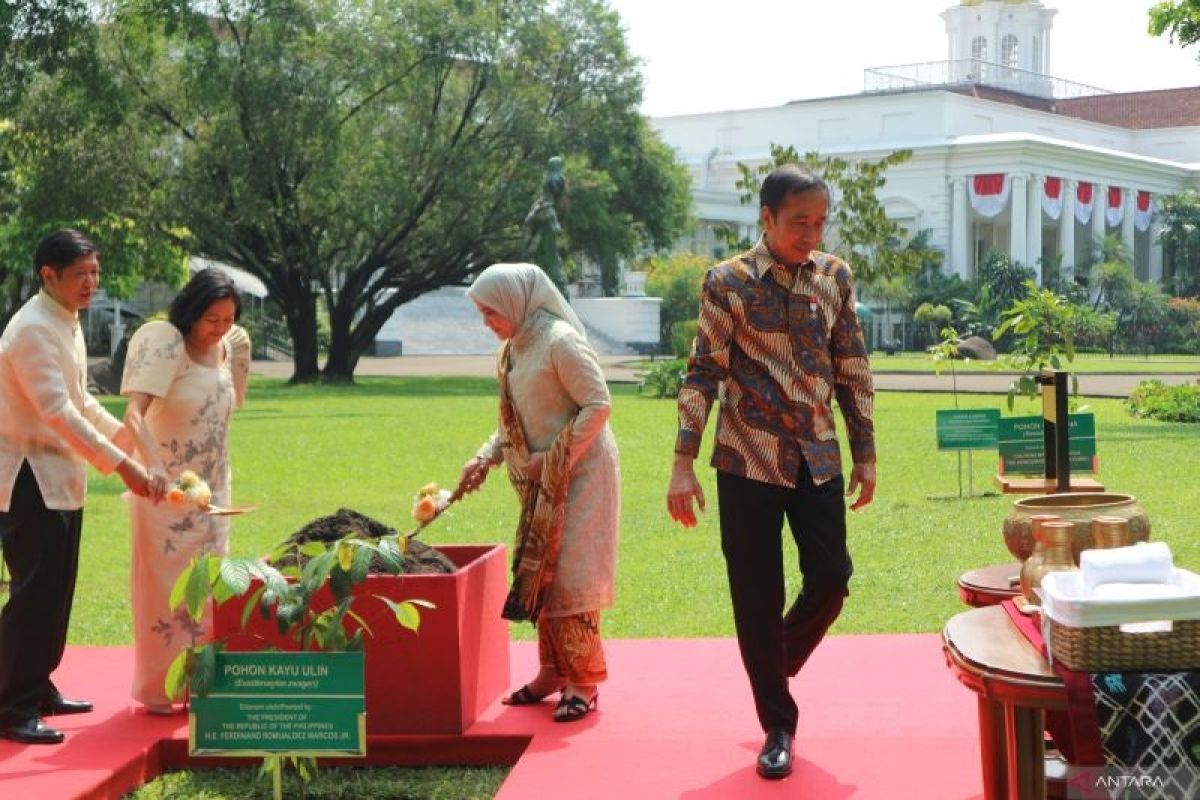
[0,636,986,799]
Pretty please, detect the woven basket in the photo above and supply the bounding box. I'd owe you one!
[1047,616,1200,672]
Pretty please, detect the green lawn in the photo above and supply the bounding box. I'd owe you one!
[66,376,1198,645]
[11,376,1197,798]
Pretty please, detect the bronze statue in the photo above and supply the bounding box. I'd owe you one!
[523,156,567,291]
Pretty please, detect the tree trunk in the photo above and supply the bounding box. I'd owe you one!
[322,320,358,383]
[285,288,321,383]
[323,299,393,382]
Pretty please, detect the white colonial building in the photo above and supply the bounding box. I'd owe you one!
[653,0,1199,296]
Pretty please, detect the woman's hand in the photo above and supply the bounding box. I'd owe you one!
[147,467,170,503]
[522,452,545,483]
[458,456,491,494]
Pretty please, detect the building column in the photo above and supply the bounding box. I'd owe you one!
[1010,174,1028,268]
[1121,188,1136,267]
[1092,182,1107,259]
[951,176,970,279]
[1027,175,1043,282]
[1060,179,1076,283]
[1149,218,1164,283]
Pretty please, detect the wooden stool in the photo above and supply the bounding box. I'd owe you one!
[958,563,1022,607]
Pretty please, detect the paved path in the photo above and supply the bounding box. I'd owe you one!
[251,356,1197,398]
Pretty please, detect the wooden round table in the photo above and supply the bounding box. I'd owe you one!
[959,563,1023,607]
[943,605,1069,800]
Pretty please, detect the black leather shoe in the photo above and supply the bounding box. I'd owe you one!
[41,697,93,716]
[756,728,793,779]
[0,717,65,745]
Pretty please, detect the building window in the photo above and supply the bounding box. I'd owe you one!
[971,35,987,61]
[1001,34,1019,71]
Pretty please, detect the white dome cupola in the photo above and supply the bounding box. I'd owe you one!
[943,0,1057,77]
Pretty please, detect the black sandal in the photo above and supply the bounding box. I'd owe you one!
[553,692,598,722]
[502,684,563,706]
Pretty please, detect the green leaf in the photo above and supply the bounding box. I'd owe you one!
[192,644,217,697]
[301,550,335,595]
[375,538,402,574]
[300,541,328,558]
[329,566,352,603]
[373,595,432,633]
[276,601,302,636]
[164,648,189,700]
[212,579,236,607]
[250,561,289,599]
[185,555,212,620]
[241,585,267,630]
[169,559,195,613]
[350,543,373,583]
[259,588,277,620]
[337,540,354,572]
[345,608,374,640]
[219,558,254,596]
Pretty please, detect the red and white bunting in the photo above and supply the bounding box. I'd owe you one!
[1135,191,1153,232]
[1074,182,1093,226]
[1105,186,1125,228]
[969,173,1010,218]
[1042,177,1063,221]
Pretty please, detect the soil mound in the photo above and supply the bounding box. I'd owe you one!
[274,508,456,574]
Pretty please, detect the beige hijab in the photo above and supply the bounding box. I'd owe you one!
[466,263,586,338]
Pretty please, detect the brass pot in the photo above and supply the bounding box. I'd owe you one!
[1002,493,1150,563]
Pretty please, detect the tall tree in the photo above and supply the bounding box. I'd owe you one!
[1154,190,1200,296]
[732,144,924,287]
[104,0,691,382]
[0,2,184,325]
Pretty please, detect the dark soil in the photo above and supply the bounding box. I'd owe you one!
[273,508,456,574]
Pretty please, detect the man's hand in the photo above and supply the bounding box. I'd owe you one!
[847,463,876,511]
[458,456,491,494]
[116,458,152,498]
[666,454,705,528]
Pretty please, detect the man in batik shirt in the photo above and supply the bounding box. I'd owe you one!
[666,164,876,779]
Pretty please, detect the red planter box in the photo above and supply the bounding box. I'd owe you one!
[212,543,510,735]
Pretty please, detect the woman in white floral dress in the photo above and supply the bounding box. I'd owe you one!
[120,269,250,714]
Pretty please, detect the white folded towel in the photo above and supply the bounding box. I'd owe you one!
[1081,541,1174,592]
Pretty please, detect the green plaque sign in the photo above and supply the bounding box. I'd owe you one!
[190,651,365,757]
[997,413,1097,475]
[935,409,1000,451]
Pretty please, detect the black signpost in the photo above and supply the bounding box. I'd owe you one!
[1037,369,1071,494]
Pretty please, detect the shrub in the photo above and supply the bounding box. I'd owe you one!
[1125,379,1200,423]
[1163,296,1200,354]
[638,357,687,399]
[669,319,698,358]
[644,252,710,352]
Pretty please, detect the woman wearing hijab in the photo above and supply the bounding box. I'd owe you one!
[459,263,619,723]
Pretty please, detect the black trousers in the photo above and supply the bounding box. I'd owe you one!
[716,458,852,736]
[0,461,83,724]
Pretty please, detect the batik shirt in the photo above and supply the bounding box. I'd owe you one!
[675,237,875,487]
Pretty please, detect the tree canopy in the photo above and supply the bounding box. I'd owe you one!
[88,0,690,381]
[730,144,927,288]
[0,1,184,326]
